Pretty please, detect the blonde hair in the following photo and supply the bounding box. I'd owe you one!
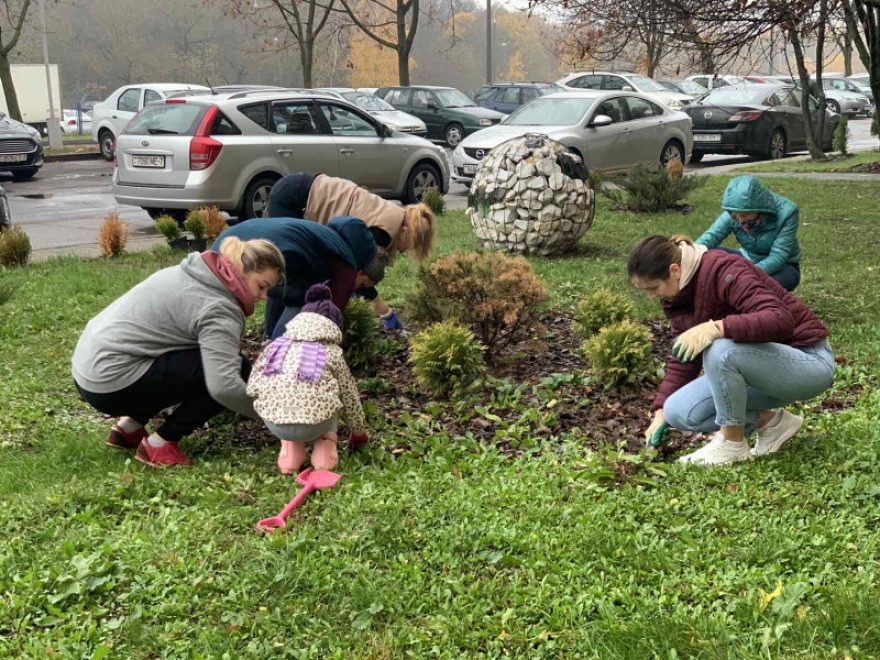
[219,237,285,278]
[402,203,436,261]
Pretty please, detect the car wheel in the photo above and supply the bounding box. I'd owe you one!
[766,129,786,160]
[240,175,278,220]
[689,152,704,163]
[660,140,684,167]
[826,99,841,114]
[444,123,464,148]
[11,167,40,180]
[404,162,442,204]
[99,130,115,161]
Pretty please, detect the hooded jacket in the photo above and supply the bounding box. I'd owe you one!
[246,312,366,432]
[213,216,377,309]
[652,250,828,411]
[72,252,259,419]
[696,176,801,275]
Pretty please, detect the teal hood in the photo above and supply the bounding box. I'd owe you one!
[720,176,779,217]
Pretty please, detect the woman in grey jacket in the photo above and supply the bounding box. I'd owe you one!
[72,238,285,467]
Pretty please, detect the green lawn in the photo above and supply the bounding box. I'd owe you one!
[2,177,880,658]
[738,148,880,174]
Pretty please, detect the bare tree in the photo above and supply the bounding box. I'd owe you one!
[0,0,34,121]
[337,0,419,85]
[845,0,880,111]
[221,0,338,87]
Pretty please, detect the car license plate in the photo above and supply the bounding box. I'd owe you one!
[132,155,165,168]
[463,164,477,175]
[0,154,27,163]
[694,134,722,142]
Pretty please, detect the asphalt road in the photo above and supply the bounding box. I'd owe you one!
[4,117,875,256]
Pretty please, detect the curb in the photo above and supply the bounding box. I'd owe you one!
[43,151,103,163]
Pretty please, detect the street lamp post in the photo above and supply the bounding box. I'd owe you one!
[38,0,63,150]
[486,0,493,84]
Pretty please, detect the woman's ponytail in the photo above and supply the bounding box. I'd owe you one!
[220,236,284,278]
[402,203,436,260]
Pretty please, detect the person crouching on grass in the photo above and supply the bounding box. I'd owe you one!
[629,234,834,465]
[247,284,369,474]
[72,237,285,467]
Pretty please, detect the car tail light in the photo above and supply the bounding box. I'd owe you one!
[730,111,763,122]
[190,106,222,171]
[166,98,186,104]
[67,119,76,125]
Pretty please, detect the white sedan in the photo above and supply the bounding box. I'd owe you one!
[451,90,693,184]
[60,109,92,134]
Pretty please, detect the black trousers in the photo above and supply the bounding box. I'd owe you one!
[75,349,252,443]
[267,172,316,219]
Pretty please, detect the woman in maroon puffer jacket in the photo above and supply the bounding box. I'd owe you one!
[628,234,834,465]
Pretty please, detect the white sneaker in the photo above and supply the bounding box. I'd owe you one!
[751,410,804,457]
[678,433,752,465]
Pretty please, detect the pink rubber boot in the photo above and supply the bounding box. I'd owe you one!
[278,440,307,475]
[311,432,339,471]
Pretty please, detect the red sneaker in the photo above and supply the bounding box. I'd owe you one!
[107,425,148,451]
[135,440,194,468]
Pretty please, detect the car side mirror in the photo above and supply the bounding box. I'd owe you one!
[589,114,613,127]
[622,86,634,92]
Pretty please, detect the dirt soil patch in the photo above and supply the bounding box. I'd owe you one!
[231,312,863,460]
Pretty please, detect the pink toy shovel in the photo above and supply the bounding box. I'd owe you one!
[256,468,342,534]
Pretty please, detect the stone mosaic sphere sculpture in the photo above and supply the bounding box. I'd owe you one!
[466,133,596,256]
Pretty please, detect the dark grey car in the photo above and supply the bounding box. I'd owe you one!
[683,84,838,161]
[0,113,44,179]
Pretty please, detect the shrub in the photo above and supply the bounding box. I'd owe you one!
[0,225,31,267]
[588,168,603,191]
[582,320,652,388]
[573,289,634,339]
[185,213,207,240]
[198,206,228,241]
[421,187,446,216]
[666,157,685,180]
[155,215,181,241]
[342,297,382,371]
[835,115,850,156]
[602,164,707,212]
[405,251,548,355]
[98,212,129,257]
[409,321,486,397]
[0,281,18,306]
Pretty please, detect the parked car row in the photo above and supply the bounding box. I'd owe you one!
[111,88,450,221]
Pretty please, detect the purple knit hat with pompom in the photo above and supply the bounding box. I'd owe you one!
[301,284,343,329]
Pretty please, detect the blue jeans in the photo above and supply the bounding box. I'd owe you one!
[663,338,835,436]
[265,296,302,340]
[713,246,801,292]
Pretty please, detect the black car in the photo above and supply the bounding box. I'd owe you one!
[473,81,565,113]
[0,112,44,179]
[683,84,838,161]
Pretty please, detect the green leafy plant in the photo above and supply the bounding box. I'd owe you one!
[602,164,707,212]
[409,320,486,397]
[342,297,382,371]
[185,212,207,240]
[421,187,446,216]
[582,320,652,388]
[588,167,603,192]
[573,289,634,339]
[0,280,18,306]
[155,215,181,241]
[0,224,31,267]
[405,251,548,356]
[835,115,850,156]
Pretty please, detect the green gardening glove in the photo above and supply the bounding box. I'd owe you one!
[648,422,671,448]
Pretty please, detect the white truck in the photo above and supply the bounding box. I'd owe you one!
[0,63,62,135]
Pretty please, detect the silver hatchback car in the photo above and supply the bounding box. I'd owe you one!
[113,90,450,220]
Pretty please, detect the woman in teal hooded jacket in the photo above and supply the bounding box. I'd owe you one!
[696,176,801,291]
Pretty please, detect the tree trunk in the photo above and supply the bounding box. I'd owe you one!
[300,41,313,87]
[397,45,409,85]
[790,27,826,160]
[846,0,880,143]
[844,25,853,76]
[0,52,22,122]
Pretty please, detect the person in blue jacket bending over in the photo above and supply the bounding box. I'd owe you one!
[696,176,802,291]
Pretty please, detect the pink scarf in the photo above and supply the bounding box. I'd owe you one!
[201,251,255,317]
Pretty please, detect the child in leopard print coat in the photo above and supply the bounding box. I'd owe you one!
[247,284,368,474]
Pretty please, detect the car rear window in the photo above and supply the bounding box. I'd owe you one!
[123,104,206,136]
[239,103,269,130]
[699,88,764,105]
